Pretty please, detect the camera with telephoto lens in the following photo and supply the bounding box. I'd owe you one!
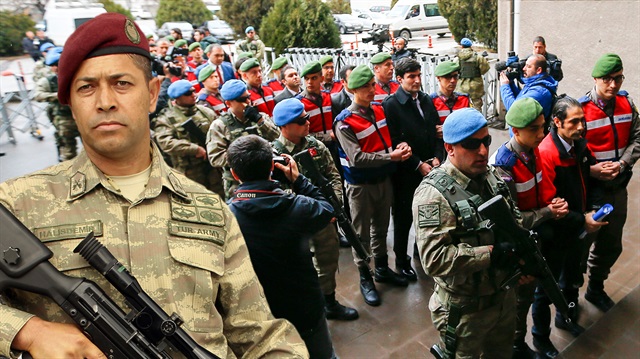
[362,28,389,46]
[271,152,290,184]
[495,51,524,81]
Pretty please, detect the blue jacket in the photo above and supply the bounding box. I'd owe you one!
[500,73,558,120]
[228,176,334,332]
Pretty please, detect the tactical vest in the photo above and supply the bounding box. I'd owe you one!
[272,136,323,186]
[300,93,333,137]
[220,113,261,180]
[159,106,211,170]
[430,92,471,125]
[580,92,633,162]
[249,86,275,116]
[336,104,395,184]
[46,75,72,116]
[373,81,399,102]
[459,52,481,79]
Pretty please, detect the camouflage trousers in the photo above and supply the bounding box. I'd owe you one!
[309,223,340,295]
[53,114,79,161]
[430,286,516,359]
[222,171,240,201]
[458,78,485,112]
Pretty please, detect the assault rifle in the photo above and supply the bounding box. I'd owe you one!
[181,118,207,147]
[293,148,371,263]
[477,195,585,336]
[0,204,220,359]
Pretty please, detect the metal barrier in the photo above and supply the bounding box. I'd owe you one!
[0,72,47,144]
[279,47,499,120]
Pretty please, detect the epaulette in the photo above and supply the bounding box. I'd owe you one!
[429,92,438,99]
[618,90,629,97]
[493,144,517,170]
[334,108,351,123]
[455,91,470,97]
[294,94,304,100]
[371,101,382,106]
[197,93,208,101]
[265,78,278,84]
[577,95,590,104]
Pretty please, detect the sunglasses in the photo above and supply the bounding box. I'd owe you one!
[234,95,251,103]
[291,113,310,125]
[459,135,492,150]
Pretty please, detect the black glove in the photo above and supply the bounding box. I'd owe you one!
[244,106,262,123]
[491,242,518,269]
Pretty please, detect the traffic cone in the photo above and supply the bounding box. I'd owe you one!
[428,35,433,48]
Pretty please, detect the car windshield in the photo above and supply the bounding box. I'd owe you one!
[387,5,408,17]
[209,21,228,29]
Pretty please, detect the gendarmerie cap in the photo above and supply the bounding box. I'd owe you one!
[442,108,487,144]
[239,58,260,72]
[435,61,460,77]
[300,61,322,78]
[188,42,201,52]
[505,97,544,128]
[220,79,247,101]
[167,79,193,99]
[370,52,391,65]
[198,65,215,82]
[57,13,150,105]
[591,53,623,78]
[319,55,334,66]
[271,57,288,71]
[174,39,187,48]
[347,64,374,89]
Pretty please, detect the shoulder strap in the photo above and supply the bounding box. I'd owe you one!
[424,169,484,230]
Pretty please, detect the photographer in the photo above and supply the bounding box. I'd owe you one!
[500,54,558,123]
[228,134,337,359]
[391,37,411,62]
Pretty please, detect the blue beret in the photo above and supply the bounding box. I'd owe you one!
[245,26,254,34]
[273,98,304,126]
[39,42,55,53]
[167,80,193,99]
[460,38,472,47]
[443,108,487,144]
[45,47,64,66]
[220,79,247,101]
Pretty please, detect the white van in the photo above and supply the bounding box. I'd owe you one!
[42,1,107,45]
[376,0,449,41]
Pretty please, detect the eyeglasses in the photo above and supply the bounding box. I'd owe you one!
[459,135,492,150]
[234,95,251,103]
[601,75,625,84]
[323,66,334,70]
[291,113,310,125]
[441,73,459,80]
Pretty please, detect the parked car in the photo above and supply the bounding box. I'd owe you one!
[157,21,193,40]
[356,12,386,31]
[333,14,364,34]
[136,19,157,40]
[375,0,449,40]
[204,20,235,44]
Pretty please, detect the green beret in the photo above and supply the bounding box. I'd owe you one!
[301,61,322,78]
[239,58,260,72]
[188,42,201,52]
[271,57,288,71]
[435,61,460,77]
[146,33,154,39]
[505,98,544,128]
[198,65,215,82]
[591,53,623,78]
[370,52,392,65]
[348,64,374,90]
[319,55,334,66]
[237,51,254,60]
[165,35,175,42]
[174,39,187,48]
[204,44,213,54]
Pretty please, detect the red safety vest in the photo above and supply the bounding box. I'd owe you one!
[249,86,275,116]
[198,92,227,116]
[431,93,471,125]
[323,81,343,94]
[300,93,333,137]
[582,94,633,162]
[266,79,284,96]
[511,147,546,211]
[373,81,399,102]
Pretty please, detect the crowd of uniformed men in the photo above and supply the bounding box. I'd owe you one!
[24,18,640,359]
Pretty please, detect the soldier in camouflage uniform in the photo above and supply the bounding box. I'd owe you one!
[0,14,307,358]
[412,108,531,358]
[32,43,55,83]
[456,38,490,112]
[34,47,79,161]
[271,99,359,321]
[155,79,224,198]
[237,26,265,61]
[206,79,280,200]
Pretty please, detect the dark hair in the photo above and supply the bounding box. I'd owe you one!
[394,58,421,78]
[128,54,153,83]
[339,64,355,81]
[551,95,581,128]
[227,135,273,182]
[235,57,249,73]
[532,36,546,45]
[280,64,296,81]
[171,28,183,39]
[193,28,205,36]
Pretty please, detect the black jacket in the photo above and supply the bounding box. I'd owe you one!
[331,88,352,120]
[228,176,333,331]
[274,88,297,104]
[382,87,442,174]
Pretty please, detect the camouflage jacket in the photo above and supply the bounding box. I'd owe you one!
[34,75,71,116]
[412,160,521,297]
[272,134,343,204]
[237,36,265,60]
[32,59,52,84]
[0,145,308,358]
[154,104,216,173]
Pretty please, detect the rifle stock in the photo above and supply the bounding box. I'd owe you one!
[477,195,584,335]
[293,149,371,263]
[0,204,220,359]
[180,118,207,147]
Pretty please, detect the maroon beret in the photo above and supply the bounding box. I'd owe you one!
[57,13,151,105]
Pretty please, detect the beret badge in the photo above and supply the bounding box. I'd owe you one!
[125,18,141,44]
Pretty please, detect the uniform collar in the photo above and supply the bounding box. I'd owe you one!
[441,160,489,191]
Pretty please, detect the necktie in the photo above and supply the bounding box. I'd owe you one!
[216,66,224,85]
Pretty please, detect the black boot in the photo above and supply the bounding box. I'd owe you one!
[325,292,359,320]
[374,256,408,287]
[532,334,558,358]
[358,266,381,306]
[396,255,417,282]
[512,339,535,359]
[585,281,615,312]
[338,233,351,247]
[554,303,584,337]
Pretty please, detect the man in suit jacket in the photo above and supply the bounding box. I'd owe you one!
[199,44,235,86]
[382,57,442,281]
[274,65,301,104]
[331,65,355,119]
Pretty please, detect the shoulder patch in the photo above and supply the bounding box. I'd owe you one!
[417,204,440,227]
[171,192,225,227]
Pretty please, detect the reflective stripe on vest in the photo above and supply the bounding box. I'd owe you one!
[511,148,545,210]
[373,82,399,102]
[301,93,333,135]
[249,86,275,116]
[431,94,471,125]
[267,80,284,96]
[583,95,633,161]
[202,94,227,115]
